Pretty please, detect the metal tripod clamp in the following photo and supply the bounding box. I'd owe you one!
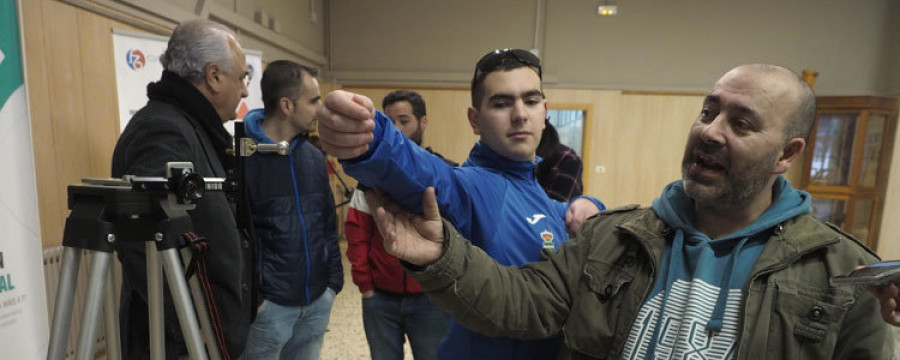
[238,138,290,156]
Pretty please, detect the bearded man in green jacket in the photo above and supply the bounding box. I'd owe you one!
[360,64,893,360]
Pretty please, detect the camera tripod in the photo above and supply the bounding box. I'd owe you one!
[47,128,289,360]
[47,163,227,360]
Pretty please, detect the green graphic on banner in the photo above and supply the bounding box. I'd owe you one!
[0,0,25,106]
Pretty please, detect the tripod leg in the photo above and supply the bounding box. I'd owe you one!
[75,251,112,360]
[147,242,165,360]
[181,249,222,360]
[48,247,82,360]
[160,248,209,360]
[103,262,121,360]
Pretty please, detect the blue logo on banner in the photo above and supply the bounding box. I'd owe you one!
[126,48,146,70]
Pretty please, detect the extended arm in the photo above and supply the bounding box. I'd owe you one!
[317,90,470,219]
[367,187,583,339]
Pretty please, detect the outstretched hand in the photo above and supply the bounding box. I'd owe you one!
[366,187,445,266]
[866,281,900,326]
[316,90,377,159]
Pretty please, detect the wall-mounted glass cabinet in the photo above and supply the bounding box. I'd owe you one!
[802,96,899,249]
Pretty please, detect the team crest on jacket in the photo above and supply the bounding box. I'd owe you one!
[540,230,555,249]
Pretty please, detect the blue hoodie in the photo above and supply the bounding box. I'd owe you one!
[342,111,605,360]
[620,176,810,359]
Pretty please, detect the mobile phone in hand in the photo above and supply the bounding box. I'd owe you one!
[831,261,900,286]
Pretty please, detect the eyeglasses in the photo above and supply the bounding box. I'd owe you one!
[473,48,542,80]
[241,65,254,88]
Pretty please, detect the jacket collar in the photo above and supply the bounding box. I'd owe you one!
[463,141,536,179]
[619,210,843,274]
[749,214,842,273]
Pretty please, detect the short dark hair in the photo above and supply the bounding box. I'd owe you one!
[382,90,427,120]
[260,60,318,116]
[471,49,542,108]
[788,76,817,141]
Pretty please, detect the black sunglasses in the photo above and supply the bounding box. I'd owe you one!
[473,48,542,80]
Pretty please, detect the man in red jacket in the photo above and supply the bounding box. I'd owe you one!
[344,90,455,360]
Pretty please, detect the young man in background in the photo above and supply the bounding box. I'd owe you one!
[240,60,342,360]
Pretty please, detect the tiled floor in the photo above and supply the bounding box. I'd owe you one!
[319,240,414,360]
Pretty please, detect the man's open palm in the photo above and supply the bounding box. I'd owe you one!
[367,187,445,266]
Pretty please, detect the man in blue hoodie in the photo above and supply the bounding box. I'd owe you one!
[317,49,605,359]
[365,64,892,359]
[240,60,343,360]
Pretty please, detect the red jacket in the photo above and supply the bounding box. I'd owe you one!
[344,189,423,294]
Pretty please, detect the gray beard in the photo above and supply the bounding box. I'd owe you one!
[682,148,780,211]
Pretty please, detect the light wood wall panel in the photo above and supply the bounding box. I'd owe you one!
[878,110,900,259]
[603,94,700,207]
[22,0,139,247]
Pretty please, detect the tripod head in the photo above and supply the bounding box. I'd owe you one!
[64,162,229,252]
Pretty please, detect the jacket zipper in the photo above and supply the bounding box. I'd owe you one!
[288,151,313,304]
[730,234,840,359]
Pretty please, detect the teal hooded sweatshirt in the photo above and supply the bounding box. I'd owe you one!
[620,176,811,359]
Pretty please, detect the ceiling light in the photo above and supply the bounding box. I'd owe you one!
[598,5,618,16]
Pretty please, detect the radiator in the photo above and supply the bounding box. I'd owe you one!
[43,246,110,359]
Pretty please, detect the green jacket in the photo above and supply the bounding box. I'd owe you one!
[411,206,893,359]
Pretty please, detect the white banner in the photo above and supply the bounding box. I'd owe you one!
[112,29,264,134]
[0,0,49,358]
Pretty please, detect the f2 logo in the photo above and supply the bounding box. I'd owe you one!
[126,49,146,70]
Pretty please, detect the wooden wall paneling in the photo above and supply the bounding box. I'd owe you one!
[76,12,121,178]
[41,0,93,248]
[22,0,63,247]
[878,102,900,258]
[23,0,140,247]
[414,88,476,165]
[612,94,700,207]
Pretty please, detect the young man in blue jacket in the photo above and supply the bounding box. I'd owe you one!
[317,49,605,360]
[240,60,343,360]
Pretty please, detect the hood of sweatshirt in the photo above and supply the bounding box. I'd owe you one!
[243,108,308,150]
[650,175,811,335]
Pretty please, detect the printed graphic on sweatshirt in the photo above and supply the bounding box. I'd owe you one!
[621,279,740,360]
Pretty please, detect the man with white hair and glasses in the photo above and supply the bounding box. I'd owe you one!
[111,18,253,360]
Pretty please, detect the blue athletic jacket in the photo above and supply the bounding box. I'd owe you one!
[244,109,343,306]
[342,111,604,360]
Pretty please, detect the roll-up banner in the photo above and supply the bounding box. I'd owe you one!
[0,0,50,358]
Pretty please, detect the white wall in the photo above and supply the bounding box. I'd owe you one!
[328,0,896,95]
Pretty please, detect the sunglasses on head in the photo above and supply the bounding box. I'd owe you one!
[473,48,542,80]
